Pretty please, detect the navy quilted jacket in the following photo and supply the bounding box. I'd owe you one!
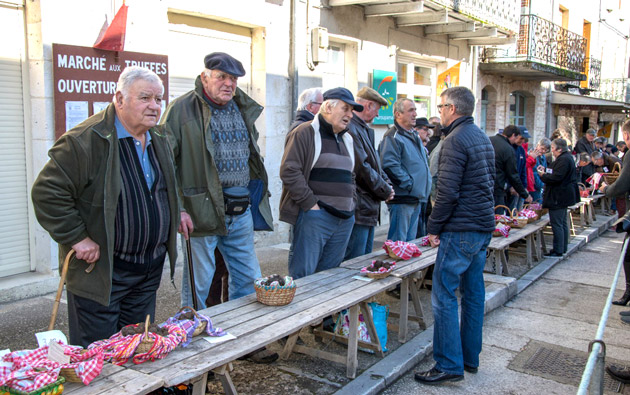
[427,116,496,234]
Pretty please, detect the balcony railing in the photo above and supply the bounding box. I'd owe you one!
[585,56,601,91]
[429,0,520,33]
[591,78,630,103]
[482,14,587,75]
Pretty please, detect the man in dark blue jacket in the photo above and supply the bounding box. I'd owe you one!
[415,86,495,385]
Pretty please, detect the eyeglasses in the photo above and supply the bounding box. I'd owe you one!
[311,102,322,105]
[437,103,453,111]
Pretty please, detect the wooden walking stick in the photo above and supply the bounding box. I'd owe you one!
[48,249,75,331]
[186,238,199,310]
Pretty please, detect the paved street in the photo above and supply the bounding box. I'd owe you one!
[382,229,630,395]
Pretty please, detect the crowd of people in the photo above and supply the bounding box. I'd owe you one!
[30,50,630,385]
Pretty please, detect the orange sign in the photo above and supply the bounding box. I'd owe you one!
[436,62,461,98]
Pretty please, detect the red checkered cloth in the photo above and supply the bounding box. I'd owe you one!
[89,323,186,365]
[419,236,430,246]
[60,343,104,385]
[0,342,103,391]
[383,240,422,260]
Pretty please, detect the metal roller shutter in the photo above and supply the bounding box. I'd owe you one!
[0,4,30,277]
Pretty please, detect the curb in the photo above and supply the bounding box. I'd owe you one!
[335,214,617,395]
[334,274,516,395]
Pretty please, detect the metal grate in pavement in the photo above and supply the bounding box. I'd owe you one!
[508,340,623,393]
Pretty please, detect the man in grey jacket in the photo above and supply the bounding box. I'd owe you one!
[379,98,431,241]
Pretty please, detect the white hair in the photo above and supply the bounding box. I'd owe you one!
[297,87,323,111]
[115,66,163,103]
[318,99,340,114]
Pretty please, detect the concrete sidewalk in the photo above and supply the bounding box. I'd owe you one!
[371,219,630,394]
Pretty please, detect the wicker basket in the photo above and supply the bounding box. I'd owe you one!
[521,204,540,223]
[0,377,65,395]
[511,209,528,228]
[177,306,208,337]
[577,183,590,198]
[492,229,503,237]
[603,162,621,184]
[60,349,86,383]
[494,205,512,224]
[135,315,156,354]
[254,281,296,306]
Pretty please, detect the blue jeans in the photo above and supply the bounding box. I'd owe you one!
[548,208,569,254]
[530,190,542,204]
[181,207,261,309]
[344,224,375,260]
[387,202,421,242]
[289,209,354,279]
[432,231,492,375]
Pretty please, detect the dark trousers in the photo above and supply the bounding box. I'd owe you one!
[494,192,506,213]
[549,208,569,254]
[67,262,163,347]
[205,250,229,307]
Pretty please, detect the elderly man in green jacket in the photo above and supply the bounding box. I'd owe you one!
[31,67,180,347]
[161,52,273,307]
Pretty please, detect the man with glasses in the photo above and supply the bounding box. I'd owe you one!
[289,87,323,133]
[415,86,495,385]
[344,87,394,260]
[379,98,431,242]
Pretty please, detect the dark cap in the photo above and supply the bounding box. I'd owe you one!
[323,87,364,111]
[356,87,388,106]
[586,128,597,135]
[204,52,246,77]
[517,126,531,139]
[415,118,435,128]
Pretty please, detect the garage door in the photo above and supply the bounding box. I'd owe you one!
[167,14,252,101]
[0,3,31,277]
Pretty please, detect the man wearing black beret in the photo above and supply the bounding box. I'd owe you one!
[161,53,276,362]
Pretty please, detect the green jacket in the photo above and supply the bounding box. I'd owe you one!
[31,104,179,307]
[161,77,273,235]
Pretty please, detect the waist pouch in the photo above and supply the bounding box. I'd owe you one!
[224,192,250,216]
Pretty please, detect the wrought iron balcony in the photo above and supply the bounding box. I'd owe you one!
[480,14,587,81]
[591,78,630,103]
[585,56,601,91]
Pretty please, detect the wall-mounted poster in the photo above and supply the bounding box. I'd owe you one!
[372,70,397,125]
[53,43,168,139]
[436,62,461,99]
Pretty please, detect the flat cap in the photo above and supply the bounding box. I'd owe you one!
[204,52,246,77]
[356,87,388,107]
[323,87,364,112]
[586,128,597,135]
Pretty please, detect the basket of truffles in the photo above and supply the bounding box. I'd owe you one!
[360,260,396,279]
[254,274,296,306]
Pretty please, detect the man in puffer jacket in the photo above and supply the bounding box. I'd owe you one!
[415,87,495,385]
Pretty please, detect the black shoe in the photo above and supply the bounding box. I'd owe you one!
[414,366,464,385]
[619,310,630,316]
[464,364,478,374]
[612,289,630,306]
[544,251,562,257]
[621,316,630,326]
[607,365,630,383]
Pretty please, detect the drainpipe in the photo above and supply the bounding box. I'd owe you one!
[289,0,298,120]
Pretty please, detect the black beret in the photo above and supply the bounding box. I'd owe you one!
[204,52,246,77]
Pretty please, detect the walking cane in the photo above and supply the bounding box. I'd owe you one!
[48,249,75,331]
[185,238,199,310]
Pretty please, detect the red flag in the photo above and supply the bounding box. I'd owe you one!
[93,3,128,51]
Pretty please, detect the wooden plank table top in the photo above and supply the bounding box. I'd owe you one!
[63,362,163,395]
[488,218,549,250]
[126,264,402,387]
